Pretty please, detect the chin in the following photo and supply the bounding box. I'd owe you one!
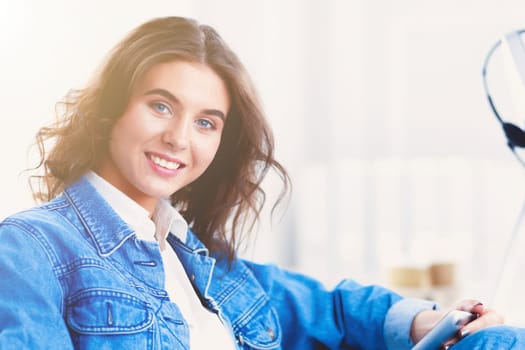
[149,186,179,199]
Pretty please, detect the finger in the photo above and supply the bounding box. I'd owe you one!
[441,335,459,350]
[470,302,485,316]
[459,309,504,337]
[455,299,483,312]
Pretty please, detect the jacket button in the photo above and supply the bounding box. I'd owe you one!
[266,327,275,340]
[191,274,195,282]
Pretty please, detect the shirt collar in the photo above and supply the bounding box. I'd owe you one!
[152,197,188,244]
[85,171,188,247]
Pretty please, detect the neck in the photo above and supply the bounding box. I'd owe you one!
[93,162,159,215]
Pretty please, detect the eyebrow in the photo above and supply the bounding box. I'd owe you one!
[144,88,226,120]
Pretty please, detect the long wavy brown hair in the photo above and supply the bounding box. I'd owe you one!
[31,16,290,260]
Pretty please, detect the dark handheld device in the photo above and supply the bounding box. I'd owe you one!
[411,310,477,350]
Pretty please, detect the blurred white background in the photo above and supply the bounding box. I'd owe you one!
[2,0,525,325]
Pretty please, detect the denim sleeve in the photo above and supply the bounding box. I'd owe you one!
[0,221,74,349]
[244,260,419,350]
[383,298,438,350]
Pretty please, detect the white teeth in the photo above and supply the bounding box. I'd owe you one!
[150,154,180,170]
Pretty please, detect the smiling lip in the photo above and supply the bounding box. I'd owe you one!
[146,152,185,176]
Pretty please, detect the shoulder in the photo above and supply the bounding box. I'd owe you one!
[0,195,79,265]
[1,196,71,238]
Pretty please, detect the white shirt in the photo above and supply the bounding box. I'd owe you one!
[85,171,236,350]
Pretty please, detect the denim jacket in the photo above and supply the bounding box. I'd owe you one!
[0,177,433,349]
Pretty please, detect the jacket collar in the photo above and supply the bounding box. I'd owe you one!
[64,176,135,257]
[169,230,282,349]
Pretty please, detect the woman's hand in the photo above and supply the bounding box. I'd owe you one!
[411,299,505,349]
[441,300,504,349]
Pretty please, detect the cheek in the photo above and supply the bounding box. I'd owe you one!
[108,127,131,163]
[111,112,158,148]
[110,115,133,144]
[195,138,222,168]
[107,121,148,168]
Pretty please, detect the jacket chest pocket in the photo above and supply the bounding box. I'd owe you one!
[66,289,154,350]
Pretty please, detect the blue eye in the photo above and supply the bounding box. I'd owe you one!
[152,102,170,115]
[195,119,215,130]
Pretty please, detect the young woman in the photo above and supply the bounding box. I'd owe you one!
[0,16,522,350]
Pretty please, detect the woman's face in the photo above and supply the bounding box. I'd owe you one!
[97,60,230,212]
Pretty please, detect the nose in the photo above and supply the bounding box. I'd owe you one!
[162,117,191,150]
